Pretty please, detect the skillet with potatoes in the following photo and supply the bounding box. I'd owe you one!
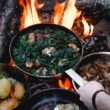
[0,63,28,110]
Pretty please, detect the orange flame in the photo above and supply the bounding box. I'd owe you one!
[90,24,94,35]
[19,0,94,37]
[53,2,65,24]
[82,17,94,37]
[82,17,90,37]
[35,1,44,9]
[58,78,71,89]
[19,0,42,30]
[62,0,81,29]
[10,59,16,67]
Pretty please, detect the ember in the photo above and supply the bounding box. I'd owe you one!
[58,77,75,91]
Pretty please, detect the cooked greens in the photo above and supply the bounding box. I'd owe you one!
[12,27,81,76]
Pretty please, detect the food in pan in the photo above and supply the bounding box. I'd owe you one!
[54,103,79,110]
[12,27,81,76]
[0,73,25,110]
[78,61,110,94]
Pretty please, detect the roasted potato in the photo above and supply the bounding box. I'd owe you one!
[0,78,11,99]
[10,82,25,100]
[0,98,18,110]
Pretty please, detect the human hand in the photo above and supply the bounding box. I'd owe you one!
[78,81,104,110]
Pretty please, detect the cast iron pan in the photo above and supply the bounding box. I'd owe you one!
[0,63,29,109]
[9,23,83,79]
[19,83,88,110]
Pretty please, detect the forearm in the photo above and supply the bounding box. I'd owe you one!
[96,92,110,110]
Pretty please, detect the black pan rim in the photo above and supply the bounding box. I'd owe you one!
[21,88,88,110]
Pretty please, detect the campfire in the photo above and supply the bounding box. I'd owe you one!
[18,0,110,90]
[19,0,94,39]
[0,0,110,90]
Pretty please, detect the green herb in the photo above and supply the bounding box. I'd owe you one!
[12,27,81,76]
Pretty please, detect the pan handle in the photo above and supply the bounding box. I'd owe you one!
[29,83,50,95]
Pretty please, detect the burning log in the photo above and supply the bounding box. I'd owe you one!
[75,0,110,23]
[0,0,21,62]
[39,0,55,12]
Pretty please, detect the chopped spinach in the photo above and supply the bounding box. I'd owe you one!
[12,27,81,76]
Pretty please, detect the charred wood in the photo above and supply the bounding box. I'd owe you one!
[0,0,21,63]
[75,0,110,23]
[82,35,110,56]
[93,19,110,36]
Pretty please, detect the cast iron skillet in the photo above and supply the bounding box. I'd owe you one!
[0,63,29,110]
[9,23,83,79]
[18,83,88,110]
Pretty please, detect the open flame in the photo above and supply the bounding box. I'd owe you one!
[82,17,94,38]
[19,0,94,37]
[10,59,16,67]
[62,0,81,29]
[19,0,43,29]
[52,1,65,24]
[58,77,75,91]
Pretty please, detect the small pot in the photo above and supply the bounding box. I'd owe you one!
[72,52,110,92]
[18,83,88,110]
[0,63,29,110]
[9,23,83,79]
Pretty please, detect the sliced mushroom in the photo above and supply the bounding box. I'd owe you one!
[42,67,48,76]
[88,66,98,75]
[34,59,41,69]
[25,61,33,68]
[28,33,35,44]
[51,69,57,75]
[42,47,56,56]
[68,43,77,49]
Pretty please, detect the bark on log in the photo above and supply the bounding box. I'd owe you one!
[82,35,110,56]
[75,0,110,23]
[0,0,21,63]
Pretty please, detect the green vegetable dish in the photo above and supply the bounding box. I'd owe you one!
[12,25,82,77]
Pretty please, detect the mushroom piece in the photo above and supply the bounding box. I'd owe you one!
[0,78,11,99]
[68,43,77,49]
[42,67,48,76]
[88,66,98,75]
[28,33,35,44]
[51,69,57,76]
[42,47,56,56]
[36,33,44,41]
[25,61,33,68]
[34,59,41,69]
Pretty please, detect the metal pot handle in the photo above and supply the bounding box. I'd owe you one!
[29,83,50,95]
